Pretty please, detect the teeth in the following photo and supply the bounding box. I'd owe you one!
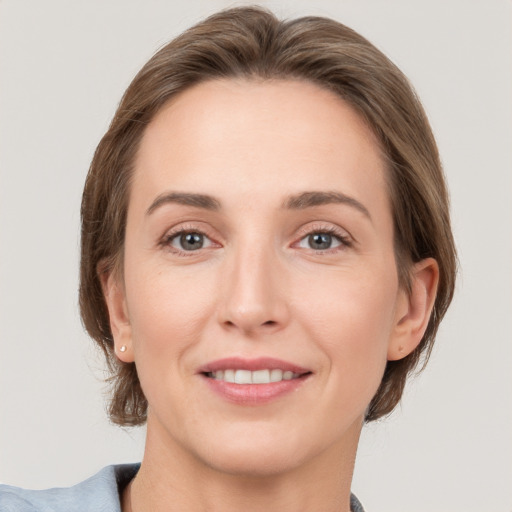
[224,369,235,383]
[210,369,301,384]
[234,370,252,384]
[252,369,270,383]
[270,369,283,382]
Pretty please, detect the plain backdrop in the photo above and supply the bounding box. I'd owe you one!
[1,1,511,511]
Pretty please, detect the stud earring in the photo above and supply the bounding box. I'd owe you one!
[119,345,127,353]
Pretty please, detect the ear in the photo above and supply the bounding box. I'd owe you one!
[99,266,135,363]
[387,258,440,361]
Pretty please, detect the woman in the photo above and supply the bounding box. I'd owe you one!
[0,6,456,512]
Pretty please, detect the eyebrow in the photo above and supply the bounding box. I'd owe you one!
[283,191,372,220]
[146,192,221,215]
[145,190,371,220]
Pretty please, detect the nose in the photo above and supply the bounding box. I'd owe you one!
[218,243,289,336]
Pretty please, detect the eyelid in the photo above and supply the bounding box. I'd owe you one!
[289,223,355,256]
[293,222,353,244]
[296,232,344,250]
[169,231,214,251]
[157,220,354,255]
[159,222,222,254]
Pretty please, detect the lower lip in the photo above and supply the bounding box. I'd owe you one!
[201,375,310,405]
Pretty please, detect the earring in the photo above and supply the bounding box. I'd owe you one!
[119,345,127,353]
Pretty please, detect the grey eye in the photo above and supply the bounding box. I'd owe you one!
[308,233,333,250]
[171,232,208,251]
[297,232,344,251]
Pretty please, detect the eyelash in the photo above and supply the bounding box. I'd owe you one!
[159,224,352,256]
[159,224,219,256]
[293,225,353,253]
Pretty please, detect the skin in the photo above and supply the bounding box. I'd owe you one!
[103,79,439,512]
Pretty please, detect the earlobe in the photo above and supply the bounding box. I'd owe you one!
[388,258,439,361]
[99,266,135,363]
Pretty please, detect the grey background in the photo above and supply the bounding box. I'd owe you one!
[1,1,511,511]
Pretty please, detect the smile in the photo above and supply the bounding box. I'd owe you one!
[206,369,302,384]
[199,357,312,404]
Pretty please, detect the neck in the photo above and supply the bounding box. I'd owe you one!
[124,415,362,512]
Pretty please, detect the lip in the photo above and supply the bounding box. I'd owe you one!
[198,357,310,374]
[198,357,312,405]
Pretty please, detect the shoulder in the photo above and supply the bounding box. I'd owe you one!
[350,492,366,512]
[0,463,139,512]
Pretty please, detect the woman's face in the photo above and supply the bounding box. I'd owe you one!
[108,79,417,475]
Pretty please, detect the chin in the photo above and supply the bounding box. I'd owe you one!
[189,422,322,478]
[203,444,306,478]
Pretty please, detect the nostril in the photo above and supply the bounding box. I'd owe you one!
[222,318,279,333]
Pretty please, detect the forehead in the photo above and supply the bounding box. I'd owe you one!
[132,78,388,213]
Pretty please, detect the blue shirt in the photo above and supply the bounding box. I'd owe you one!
[0,463,365,511]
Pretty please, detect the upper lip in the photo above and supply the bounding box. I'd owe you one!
[198,357,311,375]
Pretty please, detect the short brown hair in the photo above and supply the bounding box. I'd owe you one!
[80,6,457,425]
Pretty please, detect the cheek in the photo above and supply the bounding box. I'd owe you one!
[123,260,218,365]
[121,262,222,426]
[295,266,398,402]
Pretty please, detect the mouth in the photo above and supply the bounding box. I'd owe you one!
[198,357,312,404]
[204,368,305,384]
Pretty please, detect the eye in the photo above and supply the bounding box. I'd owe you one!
[168,231,213,251]
[296,231,347,251]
